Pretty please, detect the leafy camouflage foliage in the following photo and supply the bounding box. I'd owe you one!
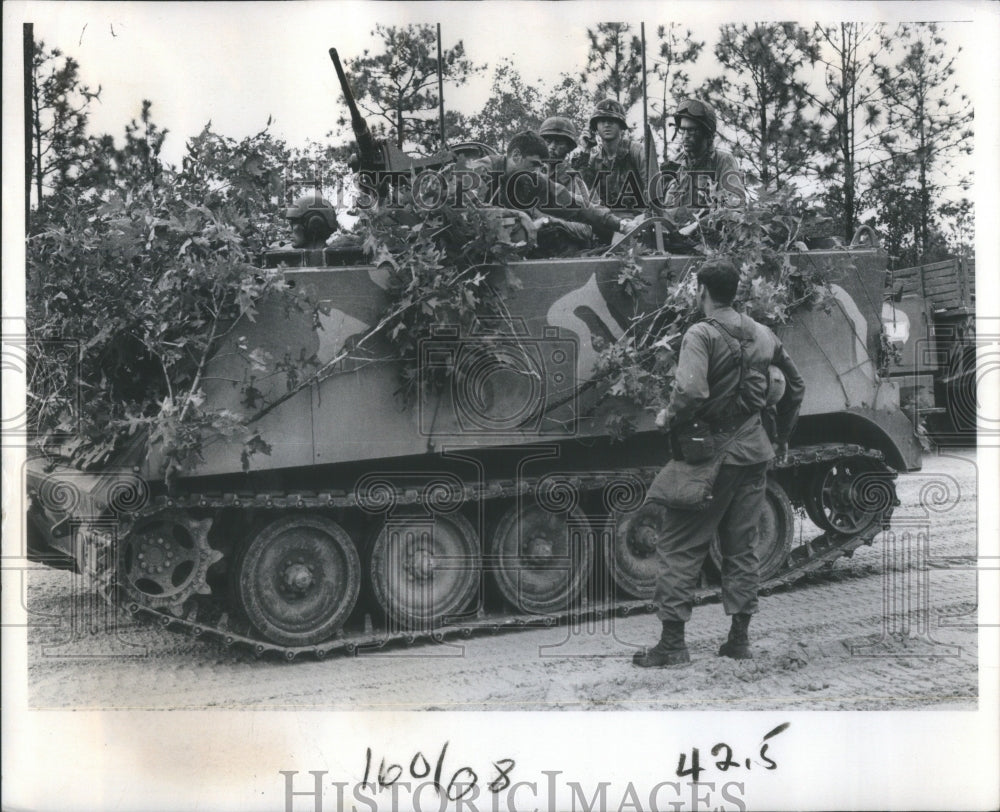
[592,192,839,439]
[24,21,974,475]
[348,178,841,440]
[354,168,535,402]
[26,98,305,479]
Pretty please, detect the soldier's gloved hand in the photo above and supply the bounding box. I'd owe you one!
[617,217,637,233]
[654,408,670,429]
[774,440,788,462]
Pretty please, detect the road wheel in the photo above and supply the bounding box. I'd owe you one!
[605,503,667,600]
[710,479,794,582]
[236,515,361,646]
[803,459,891,536]
[490,498,592,614]
[120,511,221,615]
[369,511,480,630]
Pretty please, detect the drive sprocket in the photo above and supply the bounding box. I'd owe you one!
[119,511,221,616]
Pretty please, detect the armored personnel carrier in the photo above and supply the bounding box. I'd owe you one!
[24,51,921,660]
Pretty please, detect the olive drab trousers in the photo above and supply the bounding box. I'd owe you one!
[653,462,768,623]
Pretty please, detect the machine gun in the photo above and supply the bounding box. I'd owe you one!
[329,48,453,177]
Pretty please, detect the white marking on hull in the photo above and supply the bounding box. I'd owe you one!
[830,283,873,377]
[315,307,370,363]
[547,273,625,380]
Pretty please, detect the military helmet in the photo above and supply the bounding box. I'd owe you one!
[285,193,337,223]
[588,98,629,130]
[673,98,717,136]
[285,193,338,248]
[765,364,786,408]
[539,116,580,147]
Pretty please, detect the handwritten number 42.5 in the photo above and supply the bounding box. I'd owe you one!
[676,723,789,781]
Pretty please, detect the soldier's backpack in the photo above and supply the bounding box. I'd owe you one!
[702,314,772,421]
[669,315,782,463]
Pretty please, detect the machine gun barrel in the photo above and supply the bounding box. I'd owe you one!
[329,48,380,170]
[329,46,454,177]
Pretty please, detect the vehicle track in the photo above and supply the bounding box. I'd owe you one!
[85,444,897,661]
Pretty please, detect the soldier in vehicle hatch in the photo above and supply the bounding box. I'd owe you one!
[539,116,598,204]
[661,98,746,213]
[464,130,636,244]
[284,193,339,249]
[633,256,804,668]
[538,116,601,248]
[573,98,649,211]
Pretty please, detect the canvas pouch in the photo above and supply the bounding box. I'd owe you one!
[646,454,725,511]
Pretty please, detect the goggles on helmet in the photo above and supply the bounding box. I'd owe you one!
[677,99,708,117]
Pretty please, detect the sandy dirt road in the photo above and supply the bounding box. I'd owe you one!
[22,449,981,711]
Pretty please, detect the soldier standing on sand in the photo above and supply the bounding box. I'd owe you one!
[661,98,746,213]
[575,98,649,210]
[633,257,805,668]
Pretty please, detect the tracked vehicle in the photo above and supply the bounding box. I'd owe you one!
[24,51,921,660]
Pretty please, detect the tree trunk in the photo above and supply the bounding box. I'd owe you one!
[24,23,34,226]
[917,77,929,258]
[661,71,669,149]
[614,35,623,102]
[841,24,856,242]
[33,77,43,209]
[757,71,769,189]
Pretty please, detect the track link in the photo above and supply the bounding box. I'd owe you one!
[87,443,897,661]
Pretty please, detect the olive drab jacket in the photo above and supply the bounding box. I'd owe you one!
[662,146,746,210]
[665,307,805,465]
[465,154,621,236]
[548,160,599,205]
[580,137,649,210]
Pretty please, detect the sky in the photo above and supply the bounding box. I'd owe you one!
[3,0,984,168]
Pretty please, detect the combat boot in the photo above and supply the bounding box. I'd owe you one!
[718,613,752,659]
[633,621,690,667]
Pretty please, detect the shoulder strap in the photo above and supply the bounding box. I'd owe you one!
[703,316,744,363]
[702,316,746,402]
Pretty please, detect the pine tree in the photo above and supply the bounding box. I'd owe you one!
[582,23,643,110]
[28,40,101,213]
[649,24,704,156]
[344,24,483,154]
[466,60,544,149]
[541,73,593,127]
[702,23,824,191]
[867,23,973,265]
[810,23,888,242]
